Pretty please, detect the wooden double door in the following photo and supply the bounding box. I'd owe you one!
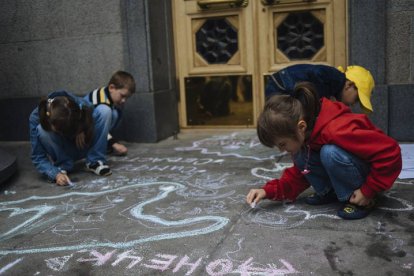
[172,0,347,128]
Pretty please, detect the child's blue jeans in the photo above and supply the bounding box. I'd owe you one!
[37,105,119,172]
[293,144,370,202]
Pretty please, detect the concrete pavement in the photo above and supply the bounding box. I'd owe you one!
[0,129,413,275]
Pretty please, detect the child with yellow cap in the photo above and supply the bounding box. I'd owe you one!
[265,64,375,113]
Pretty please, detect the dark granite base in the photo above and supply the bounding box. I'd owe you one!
[0,148,17,184]
[0,97,39,141]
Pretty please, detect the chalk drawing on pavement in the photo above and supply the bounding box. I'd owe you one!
[219,238,298,275]
[251,163,292,181]
[45,254,73,271]
[242,202,340,229]
[0,181,229,256]
[176,173,237,200]
[241,190,413,229]
[37,248,300,275]
[0,258,23,274]
[376,191,414,212]
[175,132,284,161]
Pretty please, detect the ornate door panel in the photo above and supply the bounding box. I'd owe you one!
[173,0,347,128]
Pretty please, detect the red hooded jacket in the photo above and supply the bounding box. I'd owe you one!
[262,98,402,201]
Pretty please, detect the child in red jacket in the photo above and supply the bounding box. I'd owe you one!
[246,82,402,219]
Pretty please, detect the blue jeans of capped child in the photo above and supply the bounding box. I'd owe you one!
[37,105,119,171]
[293,145,370,202]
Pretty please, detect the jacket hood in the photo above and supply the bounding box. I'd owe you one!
[310,98,351,142]
[48,90,92,109]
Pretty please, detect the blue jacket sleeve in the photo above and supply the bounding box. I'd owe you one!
[307,65,346,99]
[266,64,346,100]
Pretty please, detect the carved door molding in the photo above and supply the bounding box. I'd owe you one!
[173,0,347,128]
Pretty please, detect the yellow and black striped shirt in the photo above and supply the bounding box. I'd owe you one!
[88,87,113,108]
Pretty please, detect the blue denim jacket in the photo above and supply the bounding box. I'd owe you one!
[265,64,346,100]
[29,91,93,181]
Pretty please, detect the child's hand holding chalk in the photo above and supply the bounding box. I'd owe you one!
[56,170,74,187]
[246,188,266,208]
[66,178,75,187]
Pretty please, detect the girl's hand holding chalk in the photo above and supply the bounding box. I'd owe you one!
[56,171,74,186]
[246,188,266,208]
[66,178,75,187]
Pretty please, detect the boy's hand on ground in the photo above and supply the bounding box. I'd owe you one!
[55,172,71,186]
[246,188,266,205]
[349,189,371,206]
[112,142,127,156]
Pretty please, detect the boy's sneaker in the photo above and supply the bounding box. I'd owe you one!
[337,201,375,220]
[86,161,112,176]
[305,190,337,205]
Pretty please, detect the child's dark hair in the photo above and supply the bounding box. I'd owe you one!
[257,82,321,148]
[108,71,136,95]
[38,96,94,144]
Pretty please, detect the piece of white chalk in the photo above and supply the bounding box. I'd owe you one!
[61,170,74,187]
[250,202,256,208]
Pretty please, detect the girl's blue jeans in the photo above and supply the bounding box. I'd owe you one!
[293,145,370,202]
[37,105,119,172]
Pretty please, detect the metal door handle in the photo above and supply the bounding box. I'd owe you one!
[198,0,248,10]
[261,0,315,5]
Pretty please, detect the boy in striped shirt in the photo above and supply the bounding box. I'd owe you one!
[85,71,136,160]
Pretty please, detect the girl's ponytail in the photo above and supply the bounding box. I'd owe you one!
[79,106,94,145]
[38,97,51,131]
[257,81,321,148]
[292,82,321,138]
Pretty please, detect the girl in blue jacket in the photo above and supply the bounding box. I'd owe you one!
[29,91,111,186]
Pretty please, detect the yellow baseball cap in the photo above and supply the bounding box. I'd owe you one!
[338,65,375,113]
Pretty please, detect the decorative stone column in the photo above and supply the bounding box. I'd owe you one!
[116,0,179,142]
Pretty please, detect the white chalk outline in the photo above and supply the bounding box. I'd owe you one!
[175,132,280,161]
[242,189,414,230]
[0,182,229,256]
[0,258,23,274]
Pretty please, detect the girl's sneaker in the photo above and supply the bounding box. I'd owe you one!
[86,161,112,176]
[337,201,375,220]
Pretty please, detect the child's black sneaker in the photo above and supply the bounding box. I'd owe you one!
[337,201,375,220]
[305,190,337,205]
[86,161,112,176]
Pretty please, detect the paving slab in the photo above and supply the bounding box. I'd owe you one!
[0,130,413,276]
